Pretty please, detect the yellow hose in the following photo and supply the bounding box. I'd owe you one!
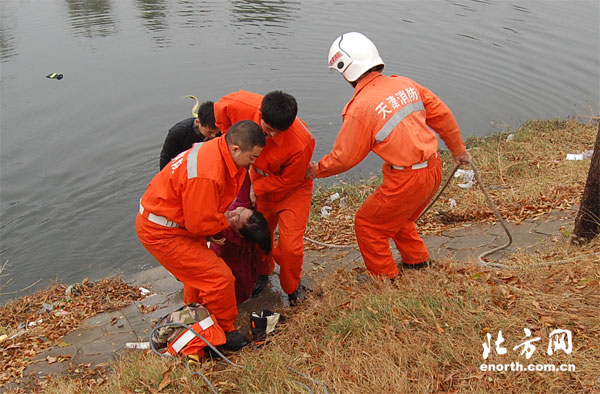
[187,95,200,117]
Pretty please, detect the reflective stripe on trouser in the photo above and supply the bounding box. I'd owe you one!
[135,214,237,332]
[256,185,312,295]
[354,155,442,278]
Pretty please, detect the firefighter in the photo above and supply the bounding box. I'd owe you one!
[307,32,471,279]
[136,120,266,350]
[213,90,315,305]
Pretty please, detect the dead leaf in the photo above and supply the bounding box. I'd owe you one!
[157,366,172,391]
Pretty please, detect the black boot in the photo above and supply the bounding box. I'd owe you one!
[401,259,432,270]
[287,282,306,307]
[222,330,250,351]
[251,275,269,298]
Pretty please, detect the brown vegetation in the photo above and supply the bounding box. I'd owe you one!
[0,278,143,389]
[43,237,600,393]
[1,118,598,393]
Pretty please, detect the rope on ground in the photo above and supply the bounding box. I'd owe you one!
[288,366,330,394]
[416,162,513,269]
[472,159,513,269]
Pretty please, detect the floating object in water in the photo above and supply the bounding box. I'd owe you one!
[46,73,63,80]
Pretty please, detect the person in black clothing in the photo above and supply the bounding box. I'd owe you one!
[159,101,221,170]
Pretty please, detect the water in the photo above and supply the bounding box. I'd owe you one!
[1,0,598,301]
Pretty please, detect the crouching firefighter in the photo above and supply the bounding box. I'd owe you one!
[137,120,266,351]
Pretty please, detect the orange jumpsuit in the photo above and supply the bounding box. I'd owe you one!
[214,90,315,295]
[136,137,246,332]
[316,72,467,278]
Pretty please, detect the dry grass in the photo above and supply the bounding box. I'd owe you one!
[306,119,596,248]
[4,118,599,393]
[43,236,599,393]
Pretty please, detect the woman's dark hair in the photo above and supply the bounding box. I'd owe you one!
[239,210,271,254]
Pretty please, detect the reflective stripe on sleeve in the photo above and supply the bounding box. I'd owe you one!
[171,329,196,354]
[187,142,203,179]
[198,315,215,331]
[375,101,425,143]
[169,316,214,354]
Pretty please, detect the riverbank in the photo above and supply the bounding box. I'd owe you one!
[1,118,598,393]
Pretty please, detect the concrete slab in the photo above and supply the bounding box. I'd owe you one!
[26,357,74,377]
[424,234,450,252]
[487,220,536,237]
[62,326,105,346]
[441,223,492,238]
[534,219,570,236]
[80,310,123,329]
[79,332,138,355]
[444,233,498,250]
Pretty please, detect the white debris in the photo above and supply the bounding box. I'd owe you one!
[566,150,594,160]
[139,287,151,296]
[39,303,55,313]
[328,192,340,202]
[448,198,457,208]
[506,134,514,142]
[28,319,43,327]
[126,342,150,350]
[320,206,332,217]
[8,330,25,340]
[454,169,475,189]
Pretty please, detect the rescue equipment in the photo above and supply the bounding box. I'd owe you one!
[150,303,226,358]
[250,309,285,344]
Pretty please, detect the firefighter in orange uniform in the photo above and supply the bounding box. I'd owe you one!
[136,120,266,350]
[307,32,472,279]
[214,90,315,305]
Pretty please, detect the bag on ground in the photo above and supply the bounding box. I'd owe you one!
[151,302,226,357]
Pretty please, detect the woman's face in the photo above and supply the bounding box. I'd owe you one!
[226,206,253,232]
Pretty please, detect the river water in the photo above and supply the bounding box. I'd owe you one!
[0,0,598,301]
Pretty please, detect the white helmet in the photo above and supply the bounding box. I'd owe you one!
[328,32,384,82]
